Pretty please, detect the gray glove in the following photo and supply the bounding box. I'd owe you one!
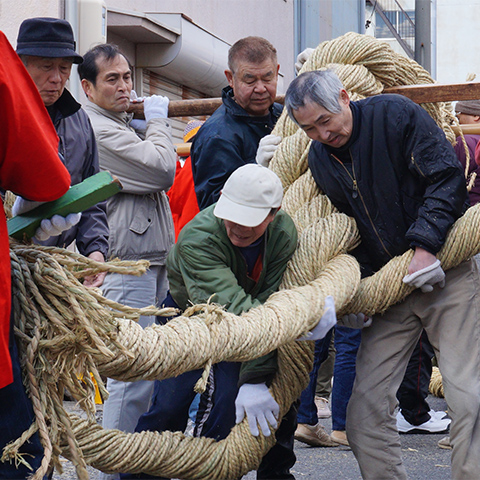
[35,213,82,241]
[338,313,372,329]
[235,382,279,437]
[295,47,315,73]
[298,295,336,341]
[143,95,169,121]
[255,134,282,167]
[403,259,445,293]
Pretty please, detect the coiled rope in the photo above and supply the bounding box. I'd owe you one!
[6,32,479,479]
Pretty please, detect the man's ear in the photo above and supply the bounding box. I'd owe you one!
[339,89,350,107]
[81,78,92,99]
[474,115,480,124]
[224,69,234,89]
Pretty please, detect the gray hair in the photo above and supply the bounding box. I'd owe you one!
[285,69,345,124]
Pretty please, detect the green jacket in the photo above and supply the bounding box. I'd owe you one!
[167,204,298,384]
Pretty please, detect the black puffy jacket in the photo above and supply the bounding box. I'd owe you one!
[309,94,466,275]
[191,86,282,210]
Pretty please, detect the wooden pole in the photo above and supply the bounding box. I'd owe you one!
[174,122,480,157]
[128,82,480,119]
[452,124,480,137]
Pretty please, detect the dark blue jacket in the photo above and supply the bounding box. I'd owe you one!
[309,94,466,276]
[191,86,282,209]
[38,89,109,258]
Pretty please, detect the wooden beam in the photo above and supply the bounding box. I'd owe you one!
[127,82,480,118]
[452,124,480,137]
[382,82,480,104]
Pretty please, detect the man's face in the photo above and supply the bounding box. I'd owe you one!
[293,90,353,148]
[456,112,480,125]
[224,213,275,248]
[225,58,279,116]
[82,54,132,112]
[24,56,73,106]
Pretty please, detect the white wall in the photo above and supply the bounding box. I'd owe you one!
[105,0,296,89]
[436,0,480,84]
[0,0,60,45]
[0,0,296,91]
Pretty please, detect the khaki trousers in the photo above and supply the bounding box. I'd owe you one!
[346,259,480,479]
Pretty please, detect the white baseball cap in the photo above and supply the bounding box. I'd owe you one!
[214,164,283,227]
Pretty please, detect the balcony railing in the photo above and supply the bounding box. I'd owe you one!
[370,0,415,58]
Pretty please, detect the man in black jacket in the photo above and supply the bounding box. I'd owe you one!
[16,17,108,287]
[284,69,480,480]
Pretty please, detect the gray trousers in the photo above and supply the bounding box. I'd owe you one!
[347,259,480,480]
[100,265,168,480]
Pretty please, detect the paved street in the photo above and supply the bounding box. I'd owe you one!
[53,395,451,479]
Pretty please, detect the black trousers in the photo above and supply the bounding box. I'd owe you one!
[396,329,434,425]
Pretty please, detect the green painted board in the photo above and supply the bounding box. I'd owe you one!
[8,171,122,240]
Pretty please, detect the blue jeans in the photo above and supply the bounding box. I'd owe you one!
[0,313,45,479]
[196,361,297,480]
[297,329,333,425]
[127,360,297,480]
[331,326,361,431]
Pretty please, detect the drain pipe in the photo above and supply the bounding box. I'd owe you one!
[65,0,81,101]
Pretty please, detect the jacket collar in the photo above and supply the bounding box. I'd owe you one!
[47,88,81,123]
[84,100,133,125]
[222,86,283,120]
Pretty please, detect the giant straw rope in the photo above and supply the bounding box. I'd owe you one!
[6,32,480,479]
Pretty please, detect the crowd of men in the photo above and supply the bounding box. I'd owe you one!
[0,14,479,480]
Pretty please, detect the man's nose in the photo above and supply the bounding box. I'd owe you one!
[118,78,128,91]
[316,125,330,142]
[49,68,62,82]
[253,80,267,92]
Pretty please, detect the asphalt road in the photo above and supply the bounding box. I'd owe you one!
[54,395,451,480]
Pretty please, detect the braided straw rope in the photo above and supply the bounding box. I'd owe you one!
[6,32,477,479]
[429,367,445,398]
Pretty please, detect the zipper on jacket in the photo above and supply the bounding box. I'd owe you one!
[330,152,393,260]
[410,154,427,179]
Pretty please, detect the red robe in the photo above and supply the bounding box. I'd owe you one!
[0,31,70,388]
[167,156,200,241]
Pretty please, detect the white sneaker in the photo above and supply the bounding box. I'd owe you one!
[315,396,331,419]
[429,409,448,420]
[396,410,451,433]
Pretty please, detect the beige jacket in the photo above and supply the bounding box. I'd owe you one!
[84,102,176,265]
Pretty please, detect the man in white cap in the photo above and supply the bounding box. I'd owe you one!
[126,164,336,480]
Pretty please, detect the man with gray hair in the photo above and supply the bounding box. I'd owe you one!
[284,69,480,479]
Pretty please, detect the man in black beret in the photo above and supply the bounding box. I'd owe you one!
[15,17,109,288]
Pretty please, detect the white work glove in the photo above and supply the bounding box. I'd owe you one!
[34,213,81,241]
[402,259,445,293]
[235,382,279,437]
[143,95,169,122]
[295,47,315,74]
[338,313,373,329]
[297,295,337,341]
[255,134,282,167]
[130,90,145,103]
[12,196,44,216]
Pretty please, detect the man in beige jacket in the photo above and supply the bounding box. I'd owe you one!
[79,43,176,480]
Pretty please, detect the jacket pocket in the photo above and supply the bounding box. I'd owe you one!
[129,195,156,235]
